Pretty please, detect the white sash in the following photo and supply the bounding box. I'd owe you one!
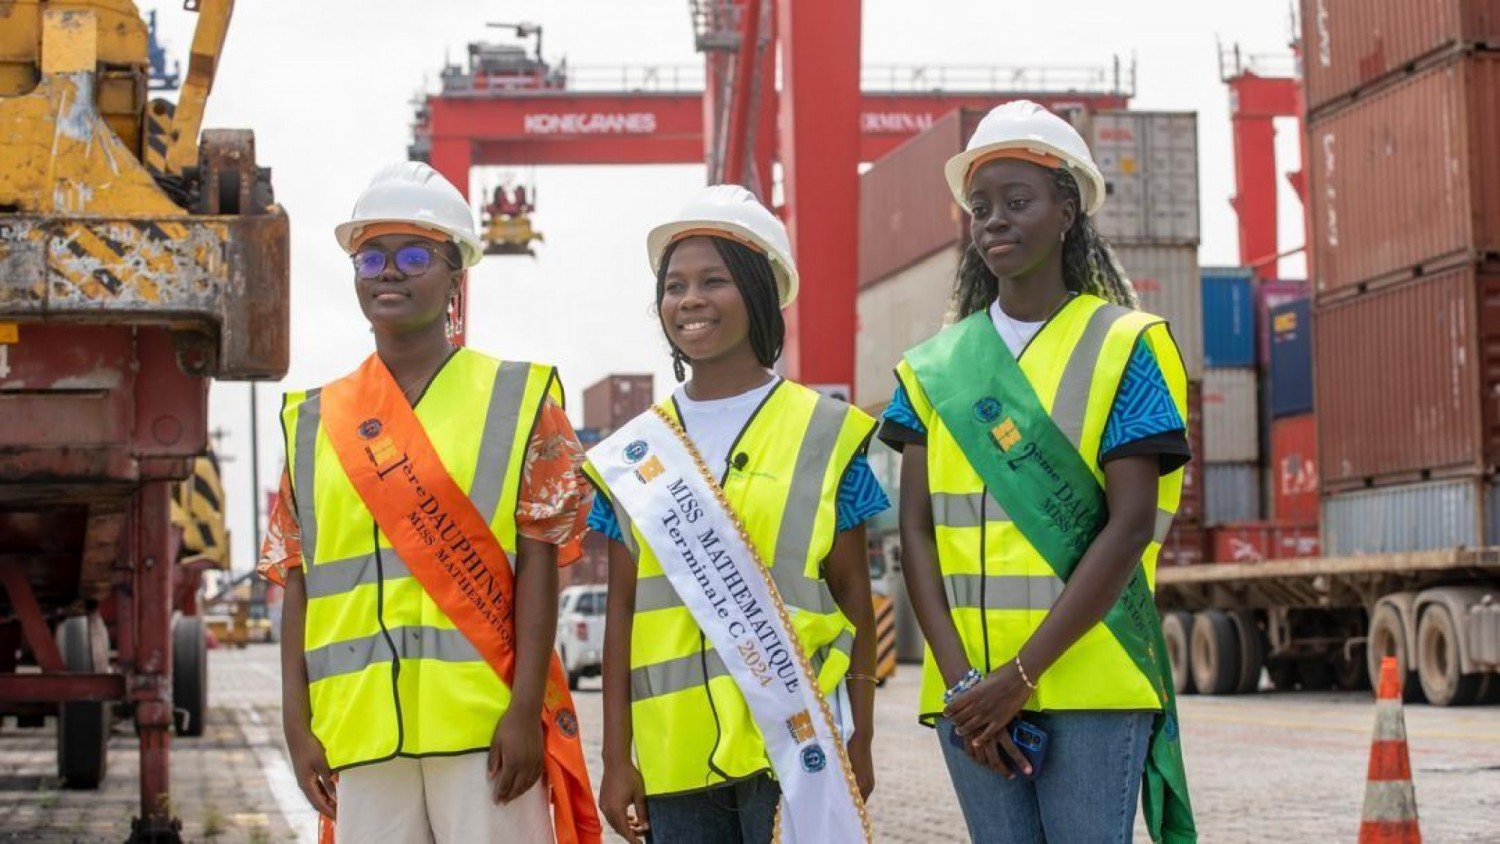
[591,408,870,844]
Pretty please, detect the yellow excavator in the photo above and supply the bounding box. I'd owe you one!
[0,2,287,839]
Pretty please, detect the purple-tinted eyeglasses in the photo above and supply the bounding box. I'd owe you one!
[351,244,458,279]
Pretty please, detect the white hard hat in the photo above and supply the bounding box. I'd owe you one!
[334,162,484,268]
[944,100,1108,217]
[646,184,799,308]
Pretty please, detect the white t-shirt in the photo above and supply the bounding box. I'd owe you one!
[989,300,1046,357]
[674,376,781,478]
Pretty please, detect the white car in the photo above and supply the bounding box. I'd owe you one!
[556,585,607,690]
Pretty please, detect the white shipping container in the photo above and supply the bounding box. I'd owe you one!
[1091,111,1200,245]
[1112,244,1204,377]
[1323,478,1493,556]
[1204,463,1262,525]
[855,246,960,410]
[1202,368,1259,463]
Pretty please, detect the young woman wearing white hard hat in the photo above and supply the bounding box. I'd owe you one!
[584,185,884,844]
[879,101,1198,842]
[260,162,602,843]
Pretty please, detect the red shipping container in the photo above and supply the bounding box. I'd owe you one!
[1158,519,1206,567]
[858,109,975,288]
[1308,53,1500,297]
[1208,522,1321,563]
[1178,381,1205,519]
[1315,265,1500,490]
[582,374,655,431]
[1300,0,1500,113]
[1271,415,1319,521]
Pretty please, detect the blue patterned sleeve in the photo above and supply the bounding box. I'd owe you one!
[586,488,625,543]
[1100,339,1189,468]
[835,451,891,532]
[877,382,927,451]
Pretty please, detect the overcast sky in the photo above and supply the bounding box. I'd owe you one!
[145,1,1305,573]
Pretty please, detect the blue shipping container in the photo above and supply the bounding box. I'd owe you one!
[1269,298,1312,417]
[1201,267,1255,368]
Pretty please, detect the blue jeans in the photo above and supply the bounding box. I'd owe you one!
[937,711,1153,844]
[645,774,780,844]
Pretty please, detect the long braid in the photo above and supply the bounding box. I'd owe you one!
[1053,169,1138,308]
[655,237,785,373]
[949,168,1138,319]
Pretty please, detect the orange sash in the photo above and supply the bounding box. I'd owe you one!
[319,354,601,844]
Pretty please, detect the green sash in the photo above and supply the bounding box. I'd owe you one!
[906,312,1196,844]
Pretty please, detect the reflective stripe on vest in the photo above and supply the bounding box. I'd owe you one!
[284,352,555,769]
[629,629,856,702]
[593,381,876,796]
[899,295,1188,718]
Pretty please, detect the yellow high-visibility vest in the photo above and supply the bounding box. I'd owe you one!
[283,349,560,770]
[896,294,1189,722]
[587,381,876,796]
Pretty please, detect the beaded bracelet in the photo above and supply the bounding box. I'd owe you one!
[943,668,982,705]
[1014,656,1039,692]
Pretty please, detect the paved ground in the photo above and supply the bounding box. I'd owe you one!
[2,644,1496,842]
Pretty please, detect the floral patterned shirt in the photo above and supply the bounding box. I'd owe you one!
[257,398,591,585]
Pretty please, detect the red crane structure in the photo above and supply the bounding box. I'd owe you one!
[1220,44,1307,279]
[411,4,1133,392]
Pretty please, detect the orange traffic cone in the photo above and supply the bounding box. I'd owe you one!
[1358,656,1421,843]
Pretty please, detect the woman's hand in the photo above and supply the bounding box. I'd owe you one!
[487,710,544,803]
[848,730,876,801]
[599,761,650,843]
[944,662,1033,776]
[286,726,337,818]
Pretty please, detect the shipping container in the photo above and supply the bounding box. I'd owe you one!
[1300,0,1500,113]
[858,109,977,287]
[1271,415,1320,522]
[1158,518,1207,567]
[1090,111,1200,244]
[1208,522,1321,563]
[1114,244,1204,377]
[1180,381,1205,520]
[1201,267,1256,368]
[1268,298,1314,418]
[582,374,655,431]
[1308,53,1500,296]
[1315,265,1500,489]
[1256,279,1311,366]
[1202,368,1260,463]
[855,246,960,409]
[1205,463,1262,525]
[1321,477,1494,555]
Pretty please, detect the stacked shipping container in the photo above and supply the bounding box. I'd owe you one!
[1302,1,1500,551]
[1091,112,1206,565]
[1201,268,1261,529]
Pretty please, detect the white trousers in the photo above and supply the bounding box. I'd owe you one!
[334,753,554,844]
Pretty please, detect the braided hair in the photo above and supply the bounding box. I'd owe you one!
[655,236,785,381]
[951,167,1138,321]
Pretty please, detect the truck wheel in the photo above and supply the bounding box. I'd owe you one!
[56,616,110,789]
[173,615,209,736]
[1416,605,1484,706]
[1368,603,1425,703]
[1190,610,1241,695]
[1228,611,1264,694]
[1161,611,1195,695]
